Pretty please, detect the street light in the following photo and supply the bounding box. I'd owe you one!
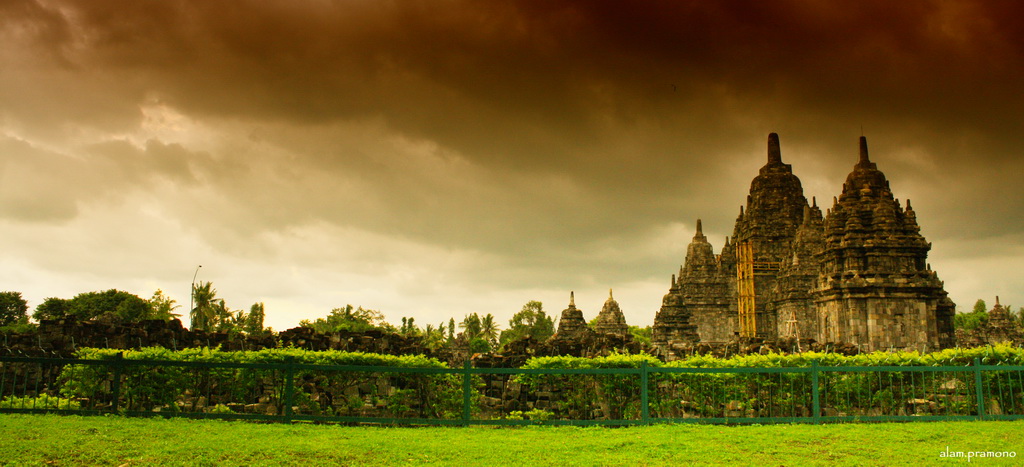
[189,265,202,319]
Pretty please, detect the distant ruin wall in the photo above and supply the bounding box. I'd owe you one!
[0,319,432,360]
[0,318,649,367]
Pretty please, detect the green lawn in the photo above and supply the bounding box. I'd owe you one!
[1,415,1022,466]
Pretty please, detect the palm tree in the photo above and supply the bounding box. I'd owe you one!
[213,299,235,331]
[422,323,446,350]
[480,313,499,346]
[190,281,217,331]
[460,313,482,338]
[149,289,181,320]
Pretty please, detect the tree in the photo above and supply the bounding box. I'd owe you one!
[148,289,181,320]
[456,313,498,352]
[39,289,155,323]
[187,282,257,333]
[954,298,989,331]
[460,313,482,339]
[298,305,391,333]
[629,325,652,345]
[468,336,491,353]
[499,301,555,347]
[0,291,28,327]
[479,313,499,346]
[422,323,448,350]
[190,282,218,331]
[33,297,69,321]
[400,316,421,337]
[212,299,239,332]
[244,302,266,335]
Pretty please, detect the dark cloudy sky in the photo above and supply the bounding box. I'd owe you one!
[2,0,1022,330]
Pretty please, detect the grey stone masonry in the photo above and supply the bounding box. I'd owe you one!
[814,137,955,351]
[552,291,593,341]
[594,289,630,336]
[653,133,956,359]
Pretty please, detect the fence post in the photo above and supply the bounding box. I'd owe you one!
[462,360,472,426]
[640,362,650,425]
[110,352,124,413]
[811,360,821,424]
[283,356,296,423]
[973,357,985,420]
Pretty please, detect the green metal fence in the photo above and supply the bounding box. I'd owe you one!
[1,356,1022,425]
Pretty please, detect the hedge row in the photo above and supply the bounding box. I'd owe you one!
[45,345,1024,421]
[519,344,1024,370]
[514,345,1024,420]
[69,346,449,368]
[67,343,1024,369]
[58,347,461,418]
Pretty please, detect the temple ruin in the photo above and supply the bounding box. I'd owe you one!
[957,297,1024,347]
[593,290,629,337]
[552,291,592,341]
[653,133,957,358]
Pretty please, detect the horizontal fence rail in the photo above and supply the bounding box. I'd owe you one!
[1,356,1022,426]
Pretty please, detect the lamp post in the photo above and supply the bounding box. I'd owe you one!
[189,265,202,321]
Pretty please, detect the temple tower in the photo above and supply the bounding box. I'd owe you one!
[552,291,591,340]
[593,289,630,336]
[652,219,727,357]
[773,201,824,340]
[653,132,955,358]
[813,137,955,351]
[732,133,811,337]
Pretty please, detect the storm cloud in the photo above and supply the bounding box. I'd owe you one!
[2,0,1022,328]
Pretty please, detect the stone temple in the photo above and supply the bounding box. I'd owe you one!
[593,290,629,336]
[652,133,956,358]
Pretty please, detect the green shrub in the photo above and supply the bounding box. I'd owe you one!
[207,403,234,414]
[0,394,80,410]
[505,408,554,422]
[47,345,1024,422]
[514,346,1024,420]
[58,347,461,419]
[524,408,554,421]
[516,353,661,420]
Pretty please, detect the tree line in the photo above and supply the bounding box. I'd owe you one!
[0,286,654,353]
[20,287,1016,346]
[0,283,266,337]
[297,300,561,353]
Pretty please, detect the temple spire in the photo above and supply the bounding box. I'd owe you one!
[569,291,575,307]
[768,133,782,164]
[608,288,614,300]
[693,219,707,241]
[859,136,870,164]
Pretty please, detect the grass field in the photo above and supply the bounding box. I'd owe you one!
[1,415,1022,466]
